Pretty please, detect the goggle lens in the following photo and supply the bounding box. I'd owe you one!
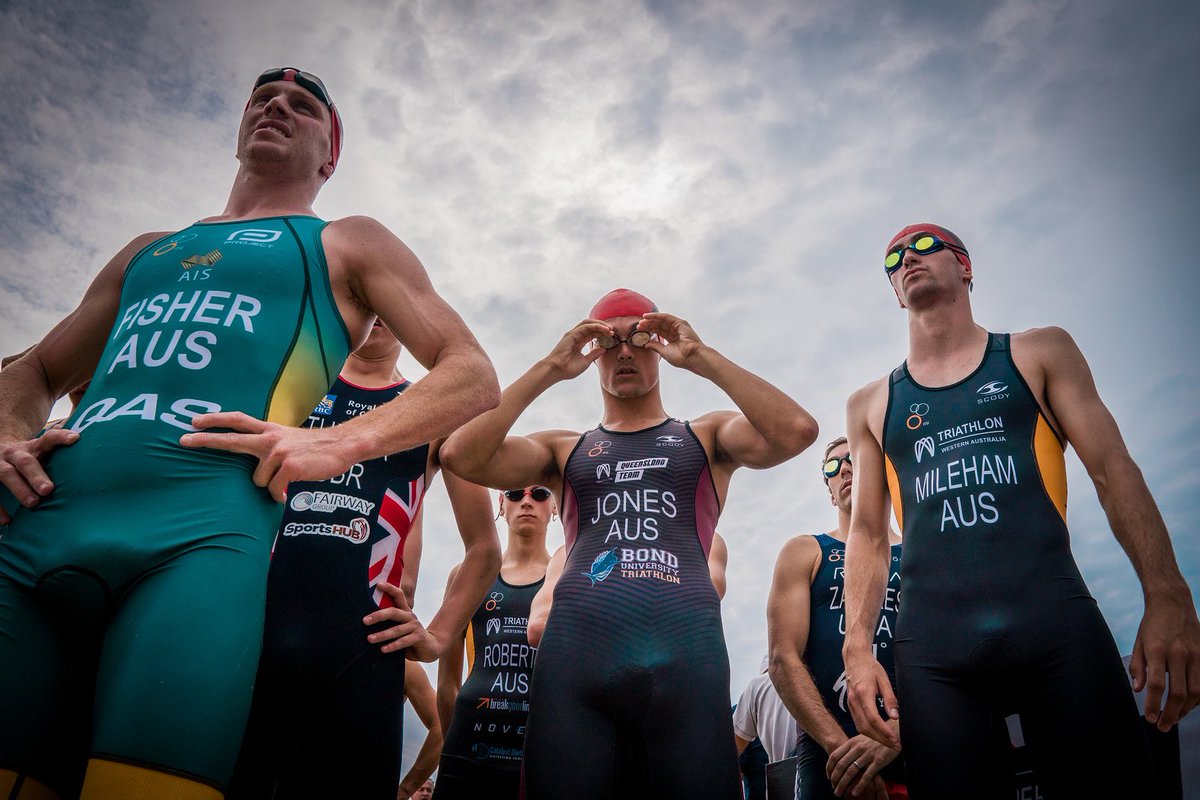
[503,487,553,502]
[253,67,334,107]
[884,235,962,275]
[823,454,851,479]
[594,331,653,350]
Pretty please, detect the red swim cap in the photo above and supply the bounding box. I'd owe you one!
[887,223,971,269]
[589,288,658,320]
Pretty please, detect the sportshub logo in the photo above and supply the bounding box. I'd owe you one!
[281,517,370,543]
[226,229,281,247]
[914,436,936,463]
[486,618,502,636]
[906,403,930,430]
[614,457,669,483]
[596,463,612,481]
[976,380,1011,405]
[181,250,222,270]
[314,394,336,415]
[656,434,685,448]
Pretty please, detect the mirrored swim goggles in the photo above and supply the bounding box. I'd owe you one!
[593,331,656,350]
[822,453,851,480]
[884,235,970,276]
[503,487,553,502]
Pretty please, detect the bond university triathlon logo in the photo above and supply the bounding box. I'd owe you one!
[582,548,620,585]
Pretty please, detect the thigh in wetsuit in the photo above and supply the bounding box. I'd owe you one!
[0,217,349,794]
[523,419,742,800]
[229,377,429,799]
[433,574,543,800]
[881,333,1153,799]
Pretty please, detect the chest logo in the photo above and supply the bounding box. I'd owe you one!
[226,228,281,245]
[582,547,620,586]
[906,403,929,430]
[977,381,1008,396]
[486,618,502,636]
[588,440,612,457]
[485,591,504,611]
[313,394,336,416]
[181,249,223,270]
[915,436,936,463]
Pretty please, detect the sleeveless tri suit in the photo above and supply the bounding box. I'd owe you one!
[881,333,1152,799]
[796,533,905,799]
[433,573,544,800]
[230,377,429,797]
[522,419,742,800]
[0,217,350,793]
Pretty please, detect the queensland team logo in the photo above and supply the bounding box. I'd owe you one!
[582,547,620,586]
[614,457,669,483]
[906,402,930,430]
[914,436,936,463]
[314,394,336,415]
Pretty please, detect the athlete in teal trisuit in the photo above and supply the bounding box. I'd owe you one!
[0,67,499,800]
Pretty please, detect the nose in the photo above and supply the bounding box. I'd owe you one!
[263,93,289,116]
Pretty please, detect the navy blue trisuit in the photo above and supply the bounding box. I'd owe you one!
[521,419,742,799]
[881,333,1155,799]
[229,376,429,799]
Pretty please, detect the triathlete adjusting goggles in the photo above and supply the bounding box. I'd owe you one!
[250,66,344,171]
[503,487,553,502]
[593,331,654,350]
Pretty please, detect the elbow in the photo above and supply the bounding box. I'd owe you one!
[791,414,820,456]
[439,434,480,482]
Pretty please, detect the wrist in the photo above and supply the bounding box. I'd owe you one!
[686,344,723,377]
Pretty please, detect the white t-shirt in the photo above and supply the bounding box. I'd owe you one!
[733,672,798,763]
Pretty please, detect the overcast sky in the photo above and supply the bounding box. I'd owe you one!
[2,0,1198,779]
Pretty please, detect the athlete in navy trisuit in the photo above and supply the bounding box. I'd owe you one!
[841,224,1200,799]
[230,321,499,799]
[440,288,819,799]
[767,436,904,800]
[0,67,498,798]
[433,486,553,799]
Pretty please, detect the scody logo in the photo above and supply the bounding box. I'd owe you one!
[656,434,685,448]
[976,381,1010,405]
[914,436,936,463]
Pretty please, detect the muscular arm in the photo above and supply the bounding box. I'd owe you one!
[418,463,501,659]
[440,320,611,490]
[637,313,818,471]
[527,546,565,648]
[767,535,849,754]
[398,663,443,797]
[0,232,167,519]
[401,508,424,607]
[435,564,466,738]
[1018,327,1200,729]
[841,381,900,747]
[181,217,500,501]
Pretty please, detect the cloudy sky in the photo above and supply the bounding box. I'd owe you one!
[2,0,1198,779]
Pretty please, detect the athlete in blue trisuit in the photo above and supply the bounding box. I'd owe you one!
[767,436,905,800]
[440,288,819,799]
[230,321,499,799]
[841,224,1200,799]
[0,67,499,799]
[433,486,553,800]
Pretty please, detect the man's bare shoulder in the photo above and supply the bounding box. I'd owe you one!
[529,428,583,455]
[1011,325,1078,358]
[777,532,822,570]
[847,375,889,415]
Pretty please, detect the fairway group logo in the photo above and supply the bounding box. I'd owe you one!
[226,228,281,247]
[914,436,936,463]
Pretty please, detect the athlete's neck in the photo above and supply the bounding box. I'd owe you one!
[599,384,669,431]
[341,350,404,389]
[501,533,550,585]
[905,298,988,385]
[208,165,323,221]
